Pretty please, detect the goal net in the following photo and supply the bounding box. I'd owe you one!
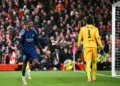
[112,1,120,77]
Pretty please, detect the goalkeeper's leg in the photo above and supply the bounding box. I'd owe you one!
[92,48,97,81]
[85,52,92,82]
[84,48,92,82]
[92,60,97,81]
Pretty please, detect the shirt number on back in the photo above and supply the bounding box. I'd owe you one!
[88,30,91,38]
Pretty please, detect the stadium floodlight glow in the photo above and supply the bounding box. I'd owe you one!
[112,1,120,77]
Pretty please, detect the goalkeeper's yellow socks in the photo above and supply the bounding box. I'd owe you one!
[86,61,91,82]
[92,60,97,81]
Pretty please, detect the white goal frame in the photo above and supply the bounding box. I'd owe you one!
[112,1,120,77]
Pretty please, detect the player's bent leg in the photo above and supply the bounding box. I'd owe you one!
[28,50,40,80]
[30,50,40,71]
[28,59,40,80]
[27,69,32,80]
[25,62,31,80]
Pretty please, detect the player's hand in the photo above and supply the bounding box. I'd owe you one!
[77,48,82,54]
[77,45,83,54]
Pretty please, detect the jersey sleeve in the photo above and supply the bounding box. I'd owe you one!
[18,29,26,42]
[95,28,103,48]
[33,28,37,35]
[77,28,83,48]
[18,29,26,51]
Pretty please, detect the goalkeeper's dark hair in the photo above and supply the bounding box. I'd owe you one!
[86,15,94,24]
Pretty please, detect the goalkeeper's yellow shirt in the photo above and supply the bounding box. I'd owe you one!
[77,24,103,49]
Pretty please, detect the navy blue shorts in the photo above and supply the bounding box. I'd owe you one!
[22,49,39,62]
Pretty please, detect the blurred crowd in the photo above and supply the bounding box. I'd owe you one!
[0,0,117,70]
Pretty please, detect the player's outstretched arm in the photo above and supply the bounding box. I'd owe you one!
[18,29,28,54]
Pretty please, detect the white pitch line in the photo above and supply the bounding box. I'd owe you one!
[74,70,120,78]
[96,73,120,78]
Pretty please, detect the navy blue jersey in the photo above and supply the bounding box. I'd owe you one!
[19,28,37,53]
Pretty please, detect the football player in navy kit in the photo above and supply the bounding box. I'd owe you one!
[18,20,42,85]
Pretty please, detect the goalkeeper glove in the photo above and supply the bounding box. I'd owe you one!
[99,47,104,55]
[77,45,83,54]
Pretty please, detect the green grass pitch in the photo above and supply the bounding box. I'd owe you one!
[0,71,120,86]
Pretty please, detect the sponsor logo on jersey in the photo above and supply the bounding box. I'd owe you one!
[25,38,34,42]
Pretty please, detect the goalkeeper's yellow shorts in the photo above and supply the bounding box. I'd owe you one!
[84,48,97,61]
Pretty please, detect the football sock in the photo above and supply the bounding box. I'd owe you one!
[92,60,97,79]
[86,60,91,80]
[26,63,30,71]
[22,76,27,85]
[22,70,26,76]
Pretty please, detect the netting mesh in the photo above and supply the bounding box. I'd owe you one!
[115,6,120,75]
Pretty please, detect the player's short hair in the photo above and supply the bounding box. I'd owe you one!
[86,15,94,24]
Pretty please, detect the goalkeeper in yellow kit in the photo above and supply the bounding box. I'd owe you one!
[77,15,103,82]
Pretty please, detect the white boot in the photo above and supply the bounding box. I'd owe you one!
[27,69,32,80]
[22,76,27,85]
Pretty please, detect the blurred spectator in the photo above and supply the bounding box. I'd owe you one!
[52,49,60,70]
[55,0,64,13]
[60,47,72,63]
[40,45,52,70]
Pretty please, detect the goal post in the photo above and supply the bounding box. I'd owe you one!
[112,1,120,77]
[112,1,116,77]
